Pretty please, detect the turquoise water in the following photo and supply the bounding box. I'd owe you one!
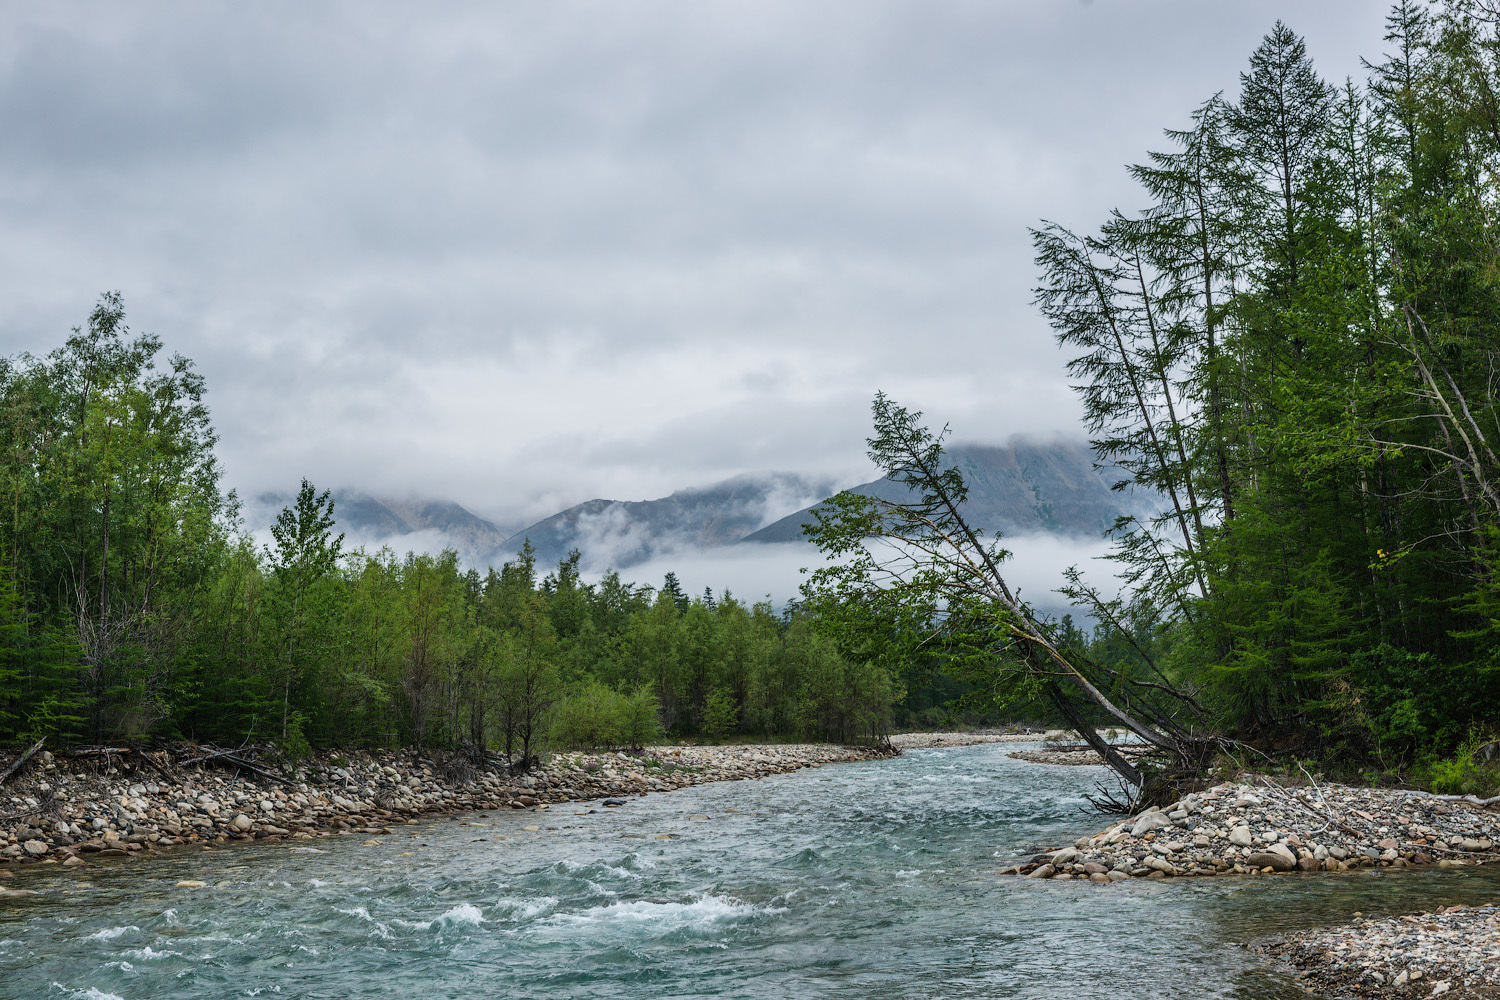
[3,743,1498,1000]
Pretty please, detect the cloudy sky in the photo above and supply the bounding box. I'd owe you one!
[1,0,1389,534]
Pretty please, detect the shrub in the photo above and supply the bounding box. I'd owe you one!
[1422,729,1500,797]
[620,686,663,750]
[700,688,738,743]
[548,682,628,750]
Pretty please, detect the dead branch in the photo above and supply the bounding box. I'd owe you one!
[0,738,46,788]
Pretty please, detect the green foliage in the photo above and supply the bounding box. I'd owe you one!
[1022,5,1500,765]
[280,710,312,763]
[1419,729,1500,796]
[548,682,630,750]
[700,688,738,743]
[620,686,663,750]
[0,297,904,752]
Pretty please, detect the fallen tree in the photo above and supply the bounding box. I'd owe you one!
[801,394,1212,808]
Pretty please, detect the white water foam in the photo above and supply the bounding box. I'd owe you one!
[494,896,558,920]
[395,903,487,931]
[50,985,126,1000]
[552,894,782,932]
[122,946,181,960]
[335,906,392,939]
[82,926,138,941]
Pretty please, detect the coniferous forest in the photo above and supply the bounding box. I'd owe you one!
[1025,4,1500,776]
[3,4,1500,792]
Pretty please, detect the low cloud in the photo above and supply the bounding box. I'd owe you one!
[598,530,1119,616]
[0,2,1388,526]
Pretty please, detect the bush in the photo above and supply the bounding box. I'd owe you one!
[279,711,312,763]
[1421,729,1500,797]
[548,682,628,750]
[701,688,738,743]
[620,686,663,750]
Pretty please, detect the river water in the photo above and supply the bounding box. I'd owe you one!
[3,743,1498,1000]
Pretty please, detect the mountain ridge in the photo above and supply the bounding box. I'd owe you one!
[252,436,1153,572]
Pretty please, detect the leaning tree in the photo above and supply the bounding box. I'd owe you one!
[801,393,1213,808]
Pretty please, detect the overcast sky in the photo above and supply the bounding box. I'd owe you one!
[0,0,1390,531]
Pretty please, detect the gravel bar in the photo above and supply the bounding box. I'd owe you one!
[0,741,896,876]
[999,780,1498,881]
[1260,904,1500,998]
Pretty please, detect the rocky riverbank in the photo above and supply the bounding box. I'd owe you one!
[999,779,1499,882]
[1260,904,1500,999]
[0,741,894,875]
[889,731,1047,749]
[1007,743,1148,766]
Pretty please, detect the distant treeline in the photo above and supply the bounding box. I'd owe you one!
[0,299,901,752]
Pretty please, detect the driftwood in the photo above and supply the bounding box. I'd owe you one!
[1425,792,1500,808]
[0,738,45,788]
[0,788,56,823]
[181,747,295,787]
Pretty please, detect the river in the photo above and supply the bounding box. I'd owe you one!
[3,742,1497,999]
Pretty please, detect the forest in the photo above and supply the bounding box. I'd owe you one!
[0,298,900,753]
[3,3,1500,794]
[801,1,1500,797]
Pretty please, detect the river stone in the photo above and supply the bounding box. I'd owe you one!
[62,855,87,867]
[1244,851,1295,872]
[1296,856,1320,871]
[21,840,47,856]
[1088,872,1111,883]
[1106,870,1130,881]
[1027,863,1055,879]
[1144,856,1176,875]
[1131,813,1169,836]
[1050,847,1079,865]
[1266,843,1297,865]
[1082,862,1108,875]
[230,814,253,832]
[1228,826,1254,847]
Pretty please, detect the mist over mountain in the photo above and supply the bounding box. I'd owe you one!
[498,473,837,570]
[251,437,1151,584]
[249,490,515,566]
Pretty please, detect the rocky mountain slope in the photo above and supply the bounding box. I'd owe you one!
[742,438,1155,544]
[254,437,1152,572]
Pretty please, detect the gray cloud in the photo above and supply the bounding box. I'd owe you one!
[1,0,1389,531]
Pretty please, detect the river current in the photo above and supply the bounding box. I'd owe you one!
[3,743,1498,999]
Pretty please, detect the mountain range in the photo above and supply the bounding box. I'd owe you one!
[253,437,1155,572]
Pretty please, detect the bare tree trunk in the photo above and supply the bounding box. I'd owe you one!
[1047,683,1142,786]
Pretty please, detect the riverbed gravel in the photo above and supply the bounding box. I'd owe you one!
[1260,904,1500,999]
[1000,780,1499,882]
[0,741,894,870]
